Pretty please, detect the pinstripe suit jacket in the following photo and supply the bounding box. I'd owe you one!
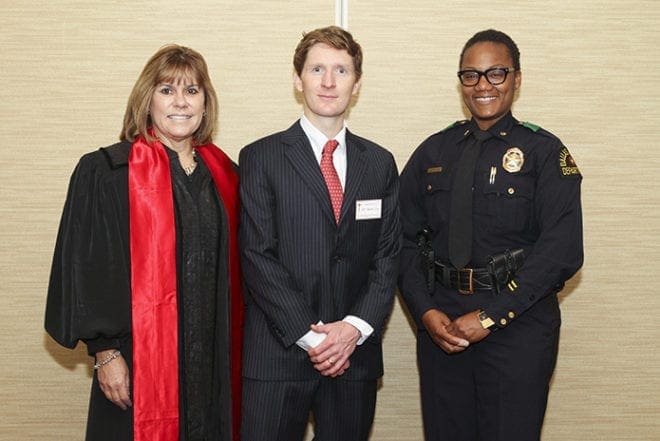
[239,121,401,381]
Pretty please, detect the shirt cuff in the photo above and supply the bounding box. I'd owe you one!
[342,315,374,345]
[295,321,326,351]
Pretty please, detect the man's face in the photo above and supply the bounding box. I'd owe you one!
[294,43,360,127]
[460,41,521,130]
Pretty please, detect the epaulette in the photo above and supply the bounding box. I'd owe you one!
[518,120,559,141]
[441,119,469,132]
[519,121,541,132]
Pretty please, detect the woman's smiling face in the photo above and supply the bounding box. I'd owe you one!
[149,74,205,150]
[460,41,521,130]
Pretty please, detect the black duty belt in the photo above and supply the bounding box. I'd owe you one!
[416,227,524,295]
[434,262,493,295]
[433,248,525,295]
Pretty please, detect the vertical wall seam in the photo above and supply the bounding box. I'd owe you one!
[335,0,349,29]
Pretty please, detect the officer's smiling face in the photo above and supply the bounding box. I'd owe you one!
[460,41,521,130]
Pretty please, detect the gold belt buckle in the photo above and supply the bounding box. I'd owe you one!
[457,268,474,295]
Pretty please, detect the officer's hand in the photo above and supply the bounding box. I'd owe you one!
[421,309,469,354]
[446,310,490,344]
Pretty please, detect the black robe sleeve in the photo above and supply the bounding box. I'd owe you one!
[45,144,132,355]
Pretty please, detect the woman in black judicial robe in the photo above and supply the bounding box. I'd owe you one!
[45,45,243,441]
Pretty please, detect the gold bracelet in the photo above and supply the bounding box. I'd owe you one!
[93,350,121,370]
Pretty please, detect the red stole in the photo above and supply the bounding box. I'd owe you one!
[128,136,243,441]
[196,145,244,441]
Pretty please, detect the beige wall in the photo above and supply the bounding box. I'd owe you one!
[2,1,659,440]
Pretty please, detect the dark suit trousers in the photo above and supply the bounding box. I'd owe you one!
[418,295,561,441]
[241,377,377,441]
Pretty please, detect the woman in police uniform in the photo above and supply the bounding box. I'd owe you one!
[398,29,583,441]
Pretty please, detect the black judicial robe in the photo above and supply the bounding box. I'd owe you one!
[46,141,238,441]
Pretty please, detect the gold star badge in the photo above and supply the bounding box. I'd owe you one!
[502,147,524,173]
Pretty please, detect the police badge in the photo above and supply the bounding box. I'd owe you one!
[502,147,524,173]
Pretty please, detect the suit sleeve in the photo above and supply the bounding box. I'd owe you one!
[344,153,401,335]
[239,145,319,348]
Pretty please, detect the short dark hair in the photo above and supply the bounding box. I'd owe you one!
[293,26,363,80]
[460,29,521,71]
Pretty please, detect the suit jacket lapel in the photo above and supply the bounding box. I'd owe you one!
[341,130,368,224]
[283,122,337,224]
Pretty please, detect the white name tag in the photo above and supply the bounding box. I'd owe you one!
[355,199,382,220]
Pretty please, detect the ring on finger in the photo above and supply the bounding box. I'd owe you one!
[328,358,335,365]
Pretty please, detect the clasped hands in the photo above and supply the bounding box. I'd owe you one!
[307,321,360,378]
[422,309,490,354]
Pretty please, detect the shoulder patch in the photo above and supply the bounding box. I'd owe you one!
[441,120,468,132]
[558,146,581,177]
[520,121,541,132]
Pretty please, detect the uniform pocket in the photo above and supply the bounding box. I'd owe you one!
[422,171,452,225]
[481,174,534,232]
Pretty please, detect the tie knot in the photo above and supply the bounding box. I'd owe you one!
[473,130,492,142]
[323,139,339,155]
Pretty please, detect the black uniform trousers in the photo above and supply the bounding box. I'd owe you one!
[241,377,377,441]
[418,294,561,441]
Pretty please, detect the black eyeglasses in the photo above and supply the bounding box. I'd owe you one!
[457,67,515,86]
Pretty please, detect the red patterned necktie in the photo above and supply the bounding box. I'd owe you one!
[320,139,343,224]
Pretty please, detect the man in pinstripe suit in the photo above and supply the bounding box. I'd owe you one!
[239,26,401,441]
